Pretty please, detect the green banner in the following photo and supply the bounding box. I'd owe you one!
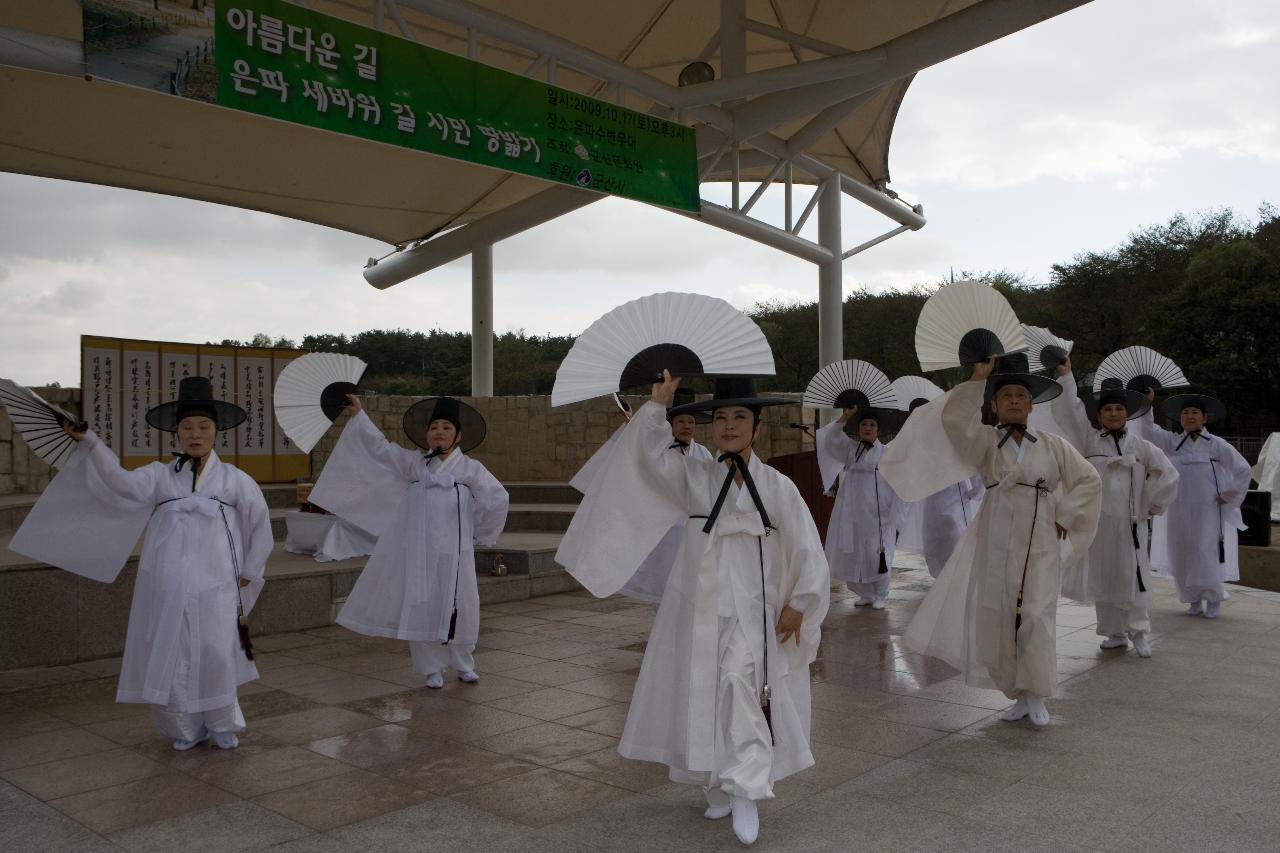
[215,0,699,211]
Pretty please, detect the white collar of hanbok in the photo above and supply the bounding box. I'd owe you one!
[431,449,464,471]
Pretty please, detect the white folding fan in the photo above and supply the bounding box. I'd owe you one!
[551,292,775,407]
[803,360,897,410]
[0,378,83,470]
[890,375,944,412]
[1022,325,1073,372]
[914,281,1027,371]
[1092,346,1189,393]
[273,353,368,453]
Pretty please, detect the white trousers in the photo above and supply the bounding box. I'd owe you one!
[849,575,891,601]
[701,616,774,801]
[1095,602,1150,637]
[410,642,476,675]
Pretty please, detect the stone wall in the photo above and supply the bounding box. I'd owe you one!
[311,393,819,483]
[0,387,79,494]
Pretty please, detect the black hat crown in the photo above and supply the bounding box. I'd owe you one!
[712,376,758,400]
[146,375,247,433]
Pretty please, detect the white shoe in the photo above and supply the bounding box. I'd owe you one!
[172,733,209,751]
[1129,631,1151,658]
[852,595,872,606]
[1100,635,1128,650]
[458,670,480,683]
[1186,600,1203,616]
[1204,601,1221,619]
[871,598,887,610]
[999,697,1029,722]
[425,672,445,689]
[1026,695,1051,727]
[730,796,759,845]
[211,731,239,750]
[703,787,731,820]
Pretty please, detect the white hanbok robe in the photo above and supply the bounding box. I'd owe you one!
[10,434,271,729]
[309,409,509,646]
[898,477,985,579]
[880,382,1101,699]
[1049,375,1179,634]
[816,424,904,598]
[1139,414,1251,603]
[557,402,830,799]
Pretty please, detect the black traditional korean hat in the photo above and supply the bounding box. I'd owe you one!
[667,387,712,424]
[984,353,1062,404]
[667,376,790,416]
[1084,377,1152,421]
[146,376,247,432]
[1162,391,1226,424]
[403,396,487,452]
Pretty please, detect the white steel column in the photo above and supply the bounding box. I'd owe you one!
[817,173,843,369]
[471,243,494,397]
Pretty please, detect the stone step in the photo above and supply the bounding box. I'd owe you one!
[505,503,578,533]
[503,481,581,505]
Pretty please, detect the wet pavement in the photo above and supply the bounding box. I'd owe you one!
[3,557,1279,852]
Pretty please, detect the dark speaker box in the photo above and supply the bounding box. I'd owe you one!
[1240,490,1272,547]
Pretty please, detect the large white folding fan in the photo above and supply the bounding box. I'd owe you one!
[0,378,83,470]
[551,292,775,407]
[1022,325,1073,372]
[914,281,1027,371]
[890,375,944,412]
[274,353,368,453]
[803,360,896,409]
[1092,346,1189,393]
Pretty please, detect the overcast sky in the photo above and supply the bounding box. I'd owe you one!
[1,0,1276,386]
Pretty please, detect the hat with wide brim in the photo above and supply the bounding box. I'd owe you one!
[403,397,487,452]
[667,387,712,424]
[668,376,791,416]
[983,353,1062,405]
[1162,392,1226,424]
[1086,381,1152,420]
[146,376,247,433]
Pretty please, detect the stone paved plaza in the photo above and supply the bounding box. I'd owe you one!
[3,560,1279,853]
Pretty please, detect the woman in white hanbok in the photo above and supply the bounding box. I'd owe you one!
[1138,391,1251,618]
[557,375,829,846]
[10,377,271,751]
[1049,364,1178,656]
[881,356,1100,727]
[309,395,508,687]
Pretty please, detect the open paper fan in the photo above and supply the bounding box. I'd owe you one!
[1092,346,1188,394]
[890,376,944,412]
[0,378,83,470]
[1022,325,1073,372]
[551,292,774,407]
[914,281,1026,371]
[803,360,896,410]
[274,353,368,453]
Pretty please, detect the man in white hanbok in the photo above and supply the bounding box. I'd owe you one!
[1138,391,1251,618]
[1049,363,1179,656]
[10,377,272,750]
[881,355,1101,727]
[817,406,904,608]
[310,395,508,687]
[557,374,829,846]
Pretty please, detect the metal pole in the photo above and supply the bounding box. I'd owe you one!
[818,173,843,371]
[472,243,494,397]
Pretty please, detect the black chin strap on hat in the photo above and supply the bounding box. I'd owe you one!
[1175,430,1204,451]
[704,452,773,534]
[1102,428,1126,454]
[854,440,875,463]
[171,452,200,491]
[996,423,1036,448]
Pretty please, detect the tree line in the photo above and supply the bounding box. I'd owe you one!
[222,206,1279,432]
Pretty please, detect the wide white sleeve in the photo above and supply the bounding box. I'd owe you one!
[231,470,273,613]
[555,401,694,597]
[1050,434,1103,562]
[1136,406,1175,453]
[1047,372,1090,452]
[309,409,417,537]
[1216,439,1254,533]
[1139,438,1179,517]
[815,420,852,494]
[774,476,831,669]
[464,459,510,547]
[880,382,985,502]
[9,433,158,583]
[570,424,626,494]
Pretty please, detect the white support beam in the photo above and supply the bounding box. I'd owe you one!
[842,223,912,259]
[817,174,843,369]
[472,243,494,396]
[739,19,849,56]
[674,49,886,108]
[691,202,832,265]
[363,185,600,288]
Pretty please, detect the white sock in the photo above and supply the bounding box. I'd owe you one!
[425,672,444,689]
[730,795,759,845]
[211,731,239,749]
[1100,635,1128,649]
[1187,600,1203,615]
[1026,695,1050,727]
[871,598,887,610]
[1129,631,1151,657]
[458,670,480,683]
[1204,600,1221,619]
[703,787,731,820]
[999,697,1029,721]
